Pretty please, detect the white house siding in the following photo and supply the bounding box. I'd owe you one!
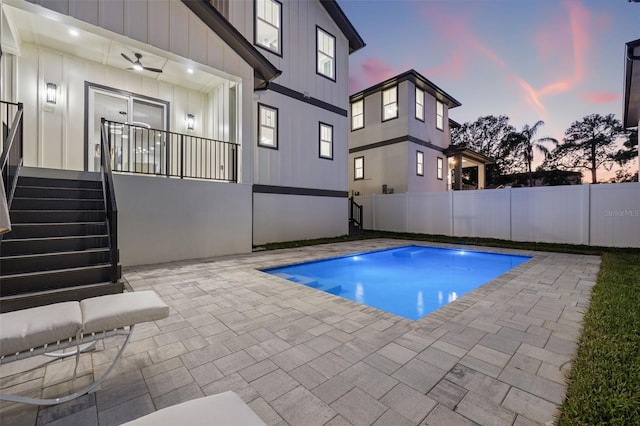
[407,141,447,193]
[12,0,255,182]
[113,174,252,266]
[226,0,354,244]
[407,83,450,150]
[350,142,410,195]
[14,43,217,171]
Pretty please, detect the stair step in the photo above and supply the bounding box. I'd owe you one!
[10,210,106,223]
[14,185,103,199]
[3,222,107,239]
[17,175,101,190]
[0,281,124,313]
[0,265,120,297]
[1,235,109,256]
[0,248,111,275]
[11,197,105,210]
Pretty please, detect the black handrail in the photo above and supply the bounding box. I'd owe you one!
[100,118,120,282]
[103,120,239,182]
[349,197,363,230]
[1,101,24,212]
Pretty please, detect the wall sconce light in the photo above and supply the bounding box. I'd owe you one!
[46,83,57,104]
[186,113,195,131]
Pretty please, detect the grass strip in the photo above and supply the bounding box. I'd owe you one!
[557,252,640,425]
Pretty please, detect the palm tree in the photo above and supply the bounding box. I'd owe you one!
[502,120,558,187]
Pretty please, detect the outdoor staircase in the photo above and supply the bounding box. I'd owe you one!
[0,167,123,313]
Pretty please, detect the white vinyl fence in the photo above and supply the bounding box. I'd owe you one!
[355,183,640,248]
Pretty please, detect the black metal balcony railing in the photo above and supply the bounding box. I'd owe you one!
[101,119,238,182]
[1,101,24,212]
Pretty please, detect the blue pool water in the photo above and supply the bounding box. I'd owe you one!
[264,245,531,320]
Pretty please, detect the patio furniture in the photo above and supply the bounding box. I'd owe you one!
[121,391,266,426]
[0,290,169,405]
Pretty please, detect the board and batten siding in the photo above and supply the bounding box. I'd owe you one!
[23,0,249,78]
[16,43,215,171]
[227,0,350,109]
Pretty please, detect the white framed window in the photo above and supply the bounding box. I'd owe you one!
[258,103,278,149]
[317,27,336,80]
[354,156,364,180]
[437,157,444,180]
[382,86,398,121]
[417,151,424,176]
[436,100,444,130]
[351,99,364,131]
[255,0,281,55]
[415,88,424,121]
[319,122,333,159]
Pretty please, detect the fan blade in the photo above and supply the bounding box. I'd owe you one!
[143,66,163,73]
[121,53,135,64]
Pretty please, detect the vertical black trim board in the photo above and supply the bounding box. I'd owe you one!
[254,0,283,57]
[257,103,279,150]
[316,26,337,82]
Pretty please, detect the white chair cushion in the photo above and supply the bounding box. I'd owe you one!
[0,302,82,357]
[80,291,169,334]
[121,391,266,426]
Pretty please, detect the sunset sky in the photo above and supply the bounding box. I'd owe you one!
[341,0,640,177]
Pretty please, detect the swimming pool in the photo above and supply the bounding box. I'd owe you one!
[264,245,531,320]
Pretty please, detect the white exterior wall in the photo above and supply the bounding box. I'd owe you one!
[225,0,354,244]
[9,0,255,182]
[15,44,215,171]
[253,193,348,245]
[114,174,252,266]
[407,142,447,193]
[355,183,640,248]
[349,142,409,196]
[407,84,450,150]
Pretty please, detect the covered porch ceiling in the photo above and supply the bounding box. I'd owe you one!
[1,1,234,94]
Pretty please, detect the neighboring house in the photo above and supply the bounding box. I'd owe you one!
[624,38,640,181]
[0,0,364,265]
[348,70,492,196]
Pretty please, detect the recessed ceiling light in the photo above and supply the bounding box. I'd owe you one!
[69,29,79,37]
[187,68,194,74]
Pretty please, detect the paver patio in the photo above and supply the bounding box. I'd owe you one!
[0,239,600,425]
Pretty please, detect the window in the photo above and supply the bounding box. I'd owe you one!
[417,151,424,176]
[317,27,336,80]
[354,156,364,180]
[436,100,444,130]
[255,0,281,55]
[319,122,333,159]
[258,104,278,149]
[382,86,398,121]
[415,88,424,121]
[351,99,364,131]
[437,157,444,180]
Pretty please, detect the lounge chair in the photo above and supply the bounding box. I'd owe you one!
[0,290,169,405]
[121,391,266,426]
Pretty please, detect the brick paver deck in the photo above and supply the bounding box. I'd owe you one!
[0,239,600,425]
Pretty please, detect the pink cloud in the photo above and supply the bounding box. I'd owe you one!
[583,92,618,104]
[349,58,397,93]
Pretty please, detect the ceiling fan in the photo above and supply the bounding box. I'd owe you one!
[121,52,163,73]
